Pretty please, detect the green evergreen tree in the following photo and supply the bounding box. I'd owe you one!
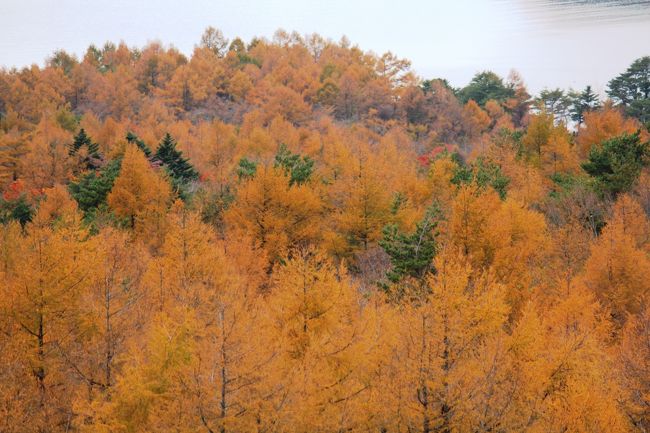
[458,71,515,107]
[536,88,571,121]
[274,143,314,186]
[0,195,33,228]
[582,131,650,196]
[451,155,510,199]
[69,159,121,213]
[126,131,152,157]
[236,157,257,180]
[69,128,100,158]
[153,133,199,183]
[607,56,650,123]
[379,203,441,285]
[569,85,601,125]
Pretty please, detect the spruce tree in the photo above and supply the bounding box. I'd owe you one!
[607,56,650,123]
[451,155,510,199]
[126,131,152,157]
[274,143,314,185]
[153,133,199,183]
[379,203,441,285]
[570,85,601,125]
[237,158,257,180]
[0,195,33,227]
[582,131,650,196]
[69,128,100,158]
[69,159,121,212]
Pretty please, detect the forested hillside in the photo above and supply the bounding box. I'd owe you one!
[0,28,649,432]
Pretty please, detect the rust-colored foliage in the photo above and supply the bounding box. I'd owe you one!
[0,30,648,433]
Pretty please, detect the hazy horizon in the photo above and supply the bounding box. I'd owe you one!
[1,0,649,94]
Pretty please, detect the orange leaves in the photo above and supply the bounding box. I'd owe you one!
[2,31,650,433]
[463,100,491,138]
[269,248,368,431]
[225,165,323,264]
[107,144,171,246]
[576,105,641,157]
[582,195,650,323]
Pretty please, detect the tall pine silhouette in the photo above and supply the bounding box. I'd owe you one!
[69,128,100,158]
[153,133,199,183]
[126,131,152,157]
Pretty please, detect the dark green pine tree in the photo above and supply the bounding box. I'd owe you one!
[69,128,100,158]
[569,85,601,125]
[126,131,152,157]
[450,155,510,199]
[274,143,314,186]
[379,203,441,286]
[69,159,121,213]
[237,157,257,180]
[153,133,199,183]
[582,131,650,196]
[607,56,650,123]
[0,195,33,228]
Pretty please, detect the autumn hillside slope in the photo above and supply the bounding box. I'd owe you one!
[0,28,650,432]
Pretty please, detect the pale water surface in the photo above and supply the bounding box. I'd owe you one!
[0,0,648,95]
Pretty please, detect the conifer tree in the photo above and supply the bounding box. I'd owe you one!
[0,129,27,187]
[569,85,601,125]
[69,158,121,213]
[69,128,100,158]
[153,133,199,183]
[379,203,441,287]
[125,131,152,157]
[236,157,257,180]
[274,143,314,186]
[582,131,650,196]
[451,155,510,199]
[107,144,171,244]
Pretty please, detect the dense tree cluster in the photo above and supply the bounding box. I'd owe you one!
[0,28,650,432]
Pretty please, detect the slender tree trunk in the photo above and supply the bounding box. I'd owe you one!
[219,307,227,433]
[104,279,112,392]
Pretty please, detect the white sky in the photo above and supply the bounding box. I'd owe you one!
[0,0,649,94]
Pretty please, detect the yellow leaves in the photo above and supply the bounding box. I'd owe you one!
[506,280,629,433]
[85,312,196,433]
[576,105,640,157]
[107,144,171,246]
[447,185,548,317]
[522,112,579,178]
[389,250,509,432]
[271,248,356,360]
[227,69,253,100]
[490,198,549,313]
[326,146,395,256]
[3,36,650,433]
[432,250,509,338]
[582,209,650,322]
[608,193,650,249]
[22,115,73,190]
[0,128,27,188]
[616,305,650,431]
[269,249,368,431]
[428,155,457,210]
[143,201,228,311]
[0,186,98,429]
[463,99,491,137]
[34,183,81,229]
[225,165,323,264]
[542,126,580,177]
[448,184,501,266]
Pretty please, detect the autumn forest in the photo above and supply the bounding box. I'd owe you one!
[0,27,649,433]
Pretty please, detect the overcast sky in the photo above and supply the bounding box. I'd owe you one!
[1,0,649,94]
